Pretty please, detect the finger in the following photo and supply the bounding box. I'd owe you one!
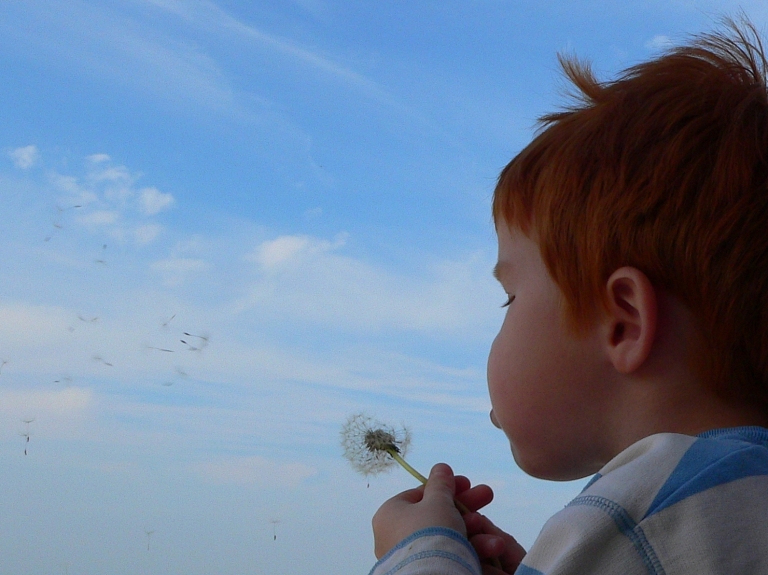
[391,485,426,505]
[473,515,526,568]
[469,533,505,560]
[454,474,471,495]
[456,483,494,513]
[463,512,485,537]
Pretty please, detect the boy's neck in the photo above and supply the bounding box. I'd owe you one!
[608,290,768,455]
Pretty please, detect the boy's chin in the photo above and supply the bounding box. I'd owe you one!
[511,443,598,482]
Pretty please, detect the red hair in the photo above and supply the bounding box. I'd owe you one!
[493,18,768,406]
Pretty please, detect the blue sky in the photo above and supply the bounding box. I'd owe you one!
[2,2,767,574]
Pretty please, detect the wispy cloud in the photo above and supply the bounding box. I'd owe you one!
[151,257,210,286]
[192,455,317,487]
[645,34,673,51]
[143,0,401,106]
[0,387,93,417]
[236,233,498,335]
[46,154,174,245]
[3,1,241,115]
[135,223,163,245]
[8,145,40,169]
[0,387,95,444]
[139,187,175,215]
[249,233,347,269]
[86,153,111,163]
[0,301,74,347]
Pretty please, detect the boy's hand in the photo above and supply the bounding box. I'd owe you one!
[372,463,492,558]
[464,512,527,574]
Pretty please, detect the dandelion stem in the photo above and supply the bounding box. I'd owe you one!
[386,448,428,483]
[385,447,470,515]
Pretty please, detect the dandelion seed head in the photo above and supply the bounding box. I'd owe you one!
[340,413,411,477]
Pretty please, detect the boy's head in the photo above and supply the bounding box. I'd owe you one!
[493,18,768,412]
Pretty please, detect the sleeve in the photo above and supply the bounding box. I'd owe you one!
[368,527,482,575]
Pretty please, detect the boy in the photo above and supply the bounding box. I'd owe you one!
[369,18,768,575]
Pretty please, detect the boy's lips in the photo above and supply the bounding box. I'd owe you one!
[490,410,502,429]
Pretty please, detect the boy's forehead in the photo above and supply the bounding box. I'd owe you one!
[494,221,542,278]
[497,218,529,251]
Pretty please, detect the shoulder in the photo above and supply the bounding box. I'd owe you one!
[520,427,768,575]
[582,427,768,517]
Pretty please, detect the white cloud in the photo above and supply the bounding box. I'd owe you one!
[146,0,401,109]
[86,153,111,163]
[253,235,310,267]
[139,186,175,215]
[33,2,241,116]
[51,173,81,193]
[0,387,93,417]
[88,166,134,185]
[193,455,317,488]
[247,233,347,269]
[77,210,119,227]
[134,223,163,244]
[9,145,39,169]
[0,301,72,346]
[151,257,209,286]
[44,155,177,244]
[49,173,91,201]
[236,233,498,335]
[645,35,673,51]
[0,387,95,444]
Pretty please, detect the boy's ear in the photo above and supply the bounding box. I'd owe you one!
[602,267,657,374]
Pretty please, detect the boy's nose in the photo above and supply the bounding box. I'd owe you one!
[490,410,501,429]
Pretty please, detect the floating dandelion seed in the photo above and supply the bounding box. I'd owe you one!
[19,430,30,455]
[144,528,155,551]
[180,332,209,352]
[269,518,280,541]
[20,417,35,456]
[145,344,174,353]
[92,354,113,367]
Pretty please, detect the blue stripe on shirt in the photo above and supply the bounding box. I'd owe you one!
[514,564,544,575]
[645,429,768,518]
[379,549,479,575]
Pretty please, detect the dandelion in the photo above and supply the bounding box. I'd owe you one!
[340,413,422,481]
[340,413,467,514]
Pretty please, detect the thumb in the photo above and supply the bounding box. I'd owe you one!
[423,463,456,502]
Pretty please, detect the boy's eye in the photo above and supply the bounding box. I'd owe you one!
[501,295,516,308]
